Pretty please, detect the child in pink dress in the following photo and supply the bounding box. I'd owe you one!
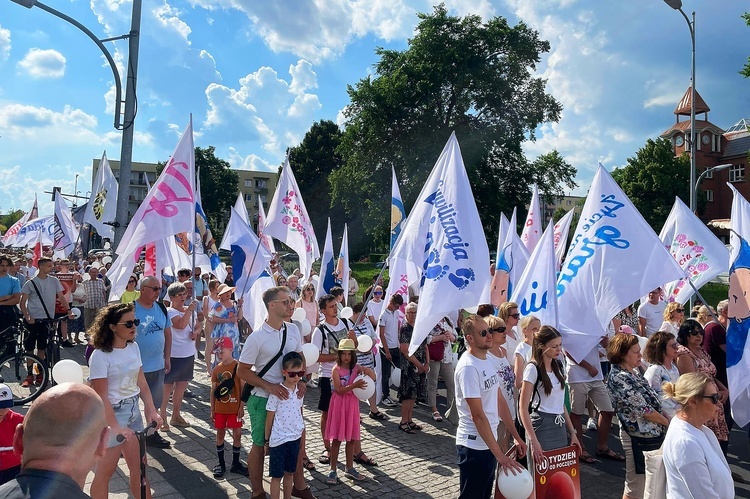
[324,338,375,484]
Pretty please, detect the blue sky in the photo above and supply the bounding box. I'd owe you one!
[1,0,748,217]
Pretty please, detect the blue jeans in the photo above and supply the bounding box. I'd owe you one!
[456,445,496,499]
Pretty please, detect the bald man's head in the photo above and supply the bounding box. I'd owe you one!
[19,383,108,468]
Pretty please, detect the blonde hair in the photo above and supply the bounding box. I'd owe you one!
[498,302,519,321]
[696,305,713,326]
[663,302,682,321]
[485,316,505,329]
[520,314,540,332]
[663,372,712,407]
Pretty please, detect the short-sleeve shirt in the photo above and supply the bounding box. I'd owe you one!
[0,275,21,299]
[134,301,168,373]
[702,321,727,386]
[523,362,566,415]
[212,360,242,415]
[0,410,23,471]
[21,276,63,320]
[266,384,304,447]
[239,321,302,398]
[89,342,142,404]
[378,308,399,349]
[455,353,499,450]
[605,364,663,438]
[488,352,516,421]
[167,308,196,358]
[637,301,667,337]
[311,319,349,378]
[82,279,107,310]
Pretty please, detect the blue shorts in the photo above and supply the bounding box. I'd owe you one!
[108,394,144,448]
[268,438,301,478]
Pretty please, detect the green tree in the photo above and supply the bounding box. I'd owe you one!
[332,4,573,247]
[611,138,690,231]
[0,209,25,235]
[157,146,238,240]
[742,13,750,77]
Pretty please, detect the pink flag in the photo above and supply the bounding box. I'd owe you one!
[520,184,542,253]
[263,158,319,279]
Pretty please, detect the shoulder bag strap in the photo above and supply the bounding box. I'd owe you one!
[29,279,53,320]
[257,324,287,380]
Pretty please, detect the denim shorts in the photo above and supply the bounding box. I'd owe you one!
[108,394,144,448]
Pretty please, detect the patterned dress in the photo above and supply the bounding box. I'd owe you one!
[676,344,729,441]
[397,324,427,402]
[210,301,242,360]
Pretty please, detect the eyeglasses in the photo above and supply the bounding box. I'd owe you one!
[285,371,306,378]
[143,285,161,291]
[702,393,720,404]
[117,319,141,328]
[675,309,684,313]
[489,327,507,333]
[509,313,520,319]
[273,298,295,307]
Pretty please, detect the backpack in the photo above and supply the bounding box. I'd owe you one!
[317,318,351,353]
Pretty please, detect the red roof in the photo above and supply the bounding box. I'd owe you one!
[660,119,724,137]
[674,86,710,115]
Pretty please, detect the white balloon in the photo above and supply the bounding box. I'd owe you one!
[356,335,373,353]
[102,256,112,265]
[70,308,82,320]
[300,319,312,336]
[301,343,319,366]
[52,359,84,384]
[351,374,375,401]
[464,305,479,314]
[340,307,353,319]
[497,468,533,499]
[291,308,306,322]
[25,252,33,259]
[390,367,401,387]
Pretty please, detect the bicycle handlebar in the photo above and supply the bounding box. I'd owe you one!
[116,421,158,443]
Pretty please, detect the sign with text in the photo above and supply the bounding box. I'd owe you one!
[534,445,580,499]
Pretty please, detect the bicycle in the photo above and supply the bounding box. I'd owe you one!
[39,316,68,379]
[0,319,49,405]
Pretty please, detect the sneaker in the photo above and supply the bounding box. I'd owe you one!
[212,463,226,478]
[183,389,197,399]
[230,461,249,475]
[21,375,34,388]
[381,397,396,407]
[61,340,74,348]
[145,432,171,449]
[306,379,318,388]
[586,419,598,431]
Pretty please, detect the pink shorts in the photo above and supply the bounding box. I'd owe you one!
[214,413,242,429]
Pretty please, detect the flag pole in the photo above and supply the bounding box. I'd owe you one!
[686,280,720,323]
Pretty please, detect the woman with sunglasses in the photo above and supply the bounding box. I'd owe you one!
[295,283,319,335]
[89,303,162,499]
[675,319,729,454]
[659,302,684,335]
[661,372,734,499]
[643,331,681,419]
[120,274,141,304]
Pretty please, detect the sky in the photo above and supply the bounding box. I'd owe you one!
[1,0,748,217]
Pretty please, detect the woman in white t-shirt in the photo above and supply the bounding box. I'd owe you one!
[513,315,540,390]
[519,326,581,465]
[662,372,734,499]
[89,303,162,499]
[643,331,681,419]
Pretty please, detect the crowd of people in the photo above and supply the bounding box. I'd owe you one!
[0,250,744,498]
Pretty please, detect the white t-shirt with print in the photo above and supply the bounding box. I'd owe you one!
[266,384,305,447]
[89,342,142,404]
[455,353,500,450]
[637,300,667,337]
[310,319,349,378]
[239,321,302,398]
[488,352,516,421]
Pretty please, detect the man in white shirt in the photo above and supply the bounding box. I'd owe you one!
[238,287,314,499]
[378,293,403,407]
[638,288,666,337]
[455,314,524,498]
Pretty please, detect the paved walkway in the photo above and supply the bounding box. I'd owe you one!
[17,344,750,498]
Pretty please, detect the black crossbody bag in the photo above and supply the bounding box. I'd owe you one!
[240,324,287,403]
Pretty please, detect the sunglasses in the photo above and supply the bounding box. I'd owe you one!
[128,280,136,284]
[702,393,720,404]
[143,285,161,291]
[117,319,141,328]
[489,326,507,334]
[509,313,520,319]
[285,371,306,378]
[675,309,684,313]
[476,329,491,337]
[273,298,295,307]
[374,291,383,295]
[689,329,704,336]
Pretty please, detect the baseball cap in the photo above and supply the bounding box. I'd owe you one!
[213,336,233,352]
[0,383,13,408]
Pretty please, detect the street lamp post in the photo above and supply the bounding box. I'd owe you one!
[694,164,732,197]
[664,0,697,214]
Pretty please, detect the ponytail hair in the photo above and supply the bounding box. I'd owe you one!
[531,325,566,396]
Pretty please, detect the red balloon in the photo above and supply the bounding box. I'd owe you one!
[545,471,575,499]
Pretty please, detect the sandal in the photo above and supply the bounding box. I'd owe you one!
[368,410,388,420]
[596,448,625,461]
[302,457,316,471]
[318,450,330,464]
[398,422,415,434]
[160,422,170,432]
[345,467,366,481]
[170,417,191,428]
[432,411,443,422]
[407,421,422,431]
[579,453,596,464]
[326,470,338,484]
[354,451,378,466]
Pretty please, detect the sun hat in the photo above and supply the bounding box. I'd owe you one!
[216,283,236,296]
[338,338,356,351]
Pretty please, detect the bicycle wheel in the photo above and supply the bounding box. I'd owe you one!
[0,353,49,405]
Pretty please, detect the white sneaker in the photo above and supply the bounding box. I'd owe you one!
[586,419,598,431]
[381,397,396,407]
[306,379,318,388]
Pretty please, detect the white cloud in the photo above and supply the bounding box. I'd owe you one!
[227,147,276,172]
[0,25,10,63]
[153,1,192,44]
[17,48,66,79]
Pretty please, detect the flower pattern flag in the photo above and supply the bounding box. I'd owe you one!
[659,197,728,304]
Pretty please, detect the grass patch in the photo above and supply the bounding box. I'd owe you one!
[350,262,389,302]
[695,282,728,309]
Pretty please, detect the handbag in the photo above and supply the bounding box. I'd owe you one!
[240,324,287,403]
[643,447,667,499]
[629,433,665,475]
[427,339,445,362]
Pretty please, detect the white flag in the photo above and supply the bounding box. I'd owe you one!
[109,118,196,301]
[392,133,490,355]
[553,209,575,271]
[84,152,118,241]
[505,208,530,302]
[257,196,276,255]
[15,216,54,247]
[336,225,350,304]
[234,192,250,224]
[726,184,750,426]
[660,197,729,304]
[520,184,542,253]
[246,270,275,331]
[2,196,38,247]
[513,220,558,328]
[221,207,273,296]
[315,219,335,301]
[264,158,319,279]
[52,195,79,257]
[556,164,684,362]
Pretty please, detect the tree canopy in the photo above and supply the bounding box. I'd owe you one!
[742,13,750,77]
[331,4,575,248]
[611,138,690,231]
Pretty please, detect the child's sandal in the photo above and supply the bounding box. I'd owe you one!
[398,422,415,434]
[326,471,338,484]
